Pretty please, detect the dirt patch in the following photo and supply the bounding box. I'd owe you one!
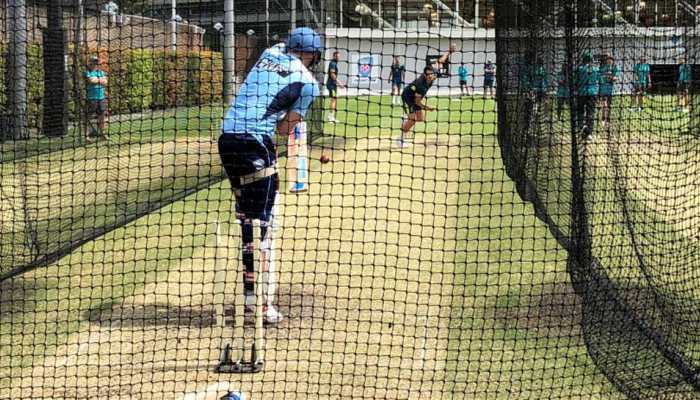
[0,276,43,316]
[86,301,217,328]
[493,282,582,337]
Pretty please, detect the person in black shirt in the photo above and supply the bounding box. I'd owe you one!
[397,46,454,148]
[389,56,406,105]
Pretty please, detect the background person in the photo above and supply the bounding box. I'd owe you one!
[85,55,109,140]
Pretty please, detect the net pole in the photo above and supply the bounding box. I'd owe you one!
[223,0,235,104]
[8,0,28,140]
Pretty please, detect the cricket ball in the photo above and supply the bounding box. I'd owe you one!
[320,155,331,164]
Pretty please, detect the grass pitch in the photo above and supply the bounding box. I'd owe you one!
[0,96,630,399]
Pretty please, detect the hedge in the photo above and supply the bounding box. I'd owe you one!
[0,47,223,130]
[105,48,223,114]
[0,44,46,132]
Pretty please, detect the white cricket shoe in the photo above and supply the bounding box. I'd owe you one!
[264,305,284,324]
[394,137,409,148]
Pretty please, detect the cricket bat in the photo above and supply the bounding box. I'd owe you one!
[287,121,308,193]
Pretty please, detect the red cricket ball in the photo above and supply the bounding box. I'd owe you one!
[320,155,331,164]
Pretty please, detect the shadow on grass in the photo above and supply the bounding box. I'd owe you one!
[492,281,582,338]
[85,301,217,328]
[0,276,46,318]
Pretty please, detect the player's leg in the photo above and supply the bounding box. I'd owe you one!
[86,101,98,140]
[556,96,564,119]
[262,194,280,310]
[98,100,108,139]
[574,95,584,133]
[328,88,338,123]
[399,108,420,147]
[217,133,263,373]
[257,135,283,323]
[585,96,596,137]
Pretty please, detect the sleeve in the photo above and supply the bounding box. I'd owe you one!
[291,82,320,117]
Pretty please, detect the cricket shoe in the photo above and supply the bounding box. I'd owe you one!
[263,305,284,324]
[394,137,409,148]
[244,296,284,324]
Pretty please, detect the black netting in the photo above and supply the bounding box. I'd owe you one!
[497,1,700,398]
[3,0,698,399]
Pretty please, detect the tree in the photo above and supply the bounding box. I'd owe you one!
[42,2,67,137]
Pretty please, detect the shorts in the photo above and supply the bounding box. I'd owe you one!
[392,80,403,89]
[534,91,547,103]
[402,98,422,114]
[218,133,279,222]
[484,77,495,88]
[460,80,468,86]
[87,99,108,116]
[634,82,648,93]
[599,94,613,106]
[327,83,337,98]
[678,81,689,91]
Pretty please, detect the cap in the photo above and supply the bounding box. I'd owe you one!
[286,27,323,54]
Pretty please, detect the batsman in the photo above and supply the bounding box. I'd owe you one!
[218,27,322,326]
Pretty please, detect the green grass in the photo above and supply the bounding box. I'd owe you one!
[0,105,226,277]
[5,94,682,399]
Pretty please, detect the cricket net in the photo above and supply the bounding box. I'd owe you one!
[1,0,698,399]
[497,0,700,398]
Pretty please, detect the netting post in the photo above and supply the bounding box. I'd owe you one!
[223,0,235,104]
[7,0,28,140]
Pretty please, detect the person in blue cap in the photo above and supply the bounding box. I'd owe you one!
[218,26,322,324]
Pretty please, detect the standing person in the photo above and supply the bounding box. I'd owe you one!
[633,56,651,112]
[397,44,456,148]
[389,56,406,105]
[677,56,691,112]
[85,55,109,140]
[574,50,600,138]
[218,26,322,324]
[598,54,619,128]
[555,65,569,120]
[458,63,471,96]
[531,58,550,116]
[484,59,496,98]
[326,51,345,123]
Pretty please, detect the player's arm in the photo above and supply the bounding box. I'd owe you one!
[99,72,108,85]
[436,43,457,66]
[331,69,346,88]
[414,94,435,111]
[277,111,304,136]
[85,72,99,85]
[278,81,320,135]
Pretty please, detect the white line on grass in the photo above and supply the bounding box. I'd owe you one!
[178,381,232,400]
